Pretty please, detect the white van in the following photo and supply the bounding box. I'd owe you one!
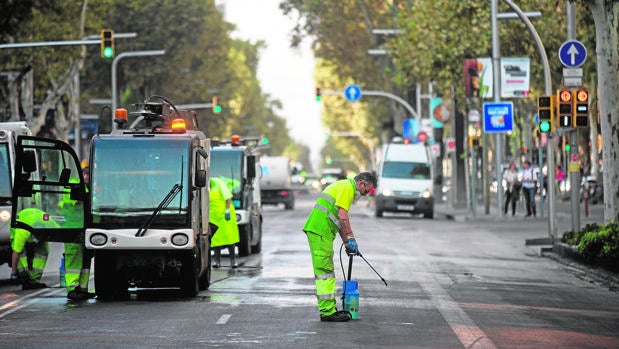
[374,142,434,218]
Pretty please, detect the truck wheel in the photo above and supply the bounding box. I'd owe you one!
[95,253,128,301]
[250,221,262,254]
[238,224,252,257]
[198,251,211,290]
[285,200,294,210]
[180,253,199,297]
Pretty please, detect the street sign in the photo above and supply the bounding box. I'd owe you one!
[344,84,362,102]
[446,137,456,153]
[558,40,587,68]
[482,102,514,133]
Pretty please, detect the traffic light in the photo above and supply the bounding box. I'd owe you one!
[557,88,573,128]
[573,88,589,127]
[537,95,554,133]
[212,96,221,114]
[100,29,114,58]
[315,87,321,102]
[261,136,269,145]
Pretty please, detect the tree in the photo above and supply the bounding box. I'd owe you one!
[585,0,618,222]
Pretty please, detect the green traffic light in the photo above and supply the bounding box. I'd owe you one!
[261,137,269,145]
[565,144,571,152]
[315,96,321,102]
[103,47,114,58]
[539,121,551,133]
[213,105,222,114]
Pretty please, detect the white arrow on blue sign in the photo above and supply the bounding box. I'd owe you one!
[558,40,587,68]
[344,84,362,102]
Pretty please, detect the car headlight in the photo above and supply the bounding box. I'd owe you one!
[89,233,108,246]
[380,188,393,197]
[0,209,10,222]
[422,187,433,198]
[171,233,189,246]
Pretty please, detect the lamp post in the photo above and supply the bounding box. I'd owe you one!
[111,50,165,127]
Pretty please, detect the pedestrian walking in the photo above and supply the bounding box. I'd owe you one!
[302,172,376,322]
[521,160,537,217]
[209,177,239,268]
[502,161,520,216]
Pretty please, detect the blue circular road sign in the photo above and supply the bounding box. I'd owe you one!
[558,40,587,68]
[344,84,362,102]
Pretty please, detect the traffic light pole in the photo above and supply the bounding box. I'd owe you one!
[500,0,556,241]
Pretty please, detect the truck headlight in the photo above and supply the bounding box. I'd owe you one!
[89,233,108,246]
[171,233,189,246]
[0,209,10,222]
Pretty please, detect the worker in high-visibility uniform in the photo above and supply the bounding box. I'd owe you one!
[60,176,94,301]
[10,208,59,290]
[209,177,239,268]
[302,172,376,322]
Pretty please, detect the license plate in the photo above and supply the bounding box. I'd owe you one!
[397,205,415,211]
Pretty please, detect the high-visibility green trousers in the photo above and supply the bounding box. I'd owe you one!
[16,242,49,283]
[63,243,91,292]
[306,231,336,316]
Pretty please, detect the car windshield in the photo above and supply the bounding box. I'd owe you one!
[382,161,431,180]
[0,144,11,198]
[90,137,189,217]
[210,149,242,195]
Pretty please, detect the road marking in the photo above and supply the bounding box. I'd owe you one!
[419,272,498,349]
[216,314,232,324]
[0,288,62,319]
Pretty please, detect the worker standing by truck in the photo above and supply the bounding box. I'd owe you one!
[209,177,239,268]
[302,172,376,322]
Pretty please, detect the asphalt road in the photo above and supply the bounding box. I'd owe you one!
[0,191,617,348]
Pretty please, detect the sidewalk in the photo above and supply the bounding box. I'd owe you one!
[435,197,619,291]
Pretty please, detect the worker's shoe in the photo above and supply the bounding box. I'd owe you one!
[320,310,352,322]
[67,287,96,301]
[22,281,47,290]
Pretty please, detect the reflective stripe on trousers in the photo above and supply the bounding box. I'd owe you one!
[306,231,337,316]
[64,243,91,291]
[16,242,49,282]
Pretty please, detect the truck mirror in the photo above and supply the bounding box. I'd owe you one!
[195,169,207,187]
[22,150,37,173]
[247,155,256,179]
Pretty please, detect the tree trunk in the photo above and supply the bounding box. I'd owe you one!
[588,0,619,222]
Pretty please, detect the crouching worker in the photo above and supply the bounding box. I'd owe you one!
[209,177,240,268]
[10,208,59,290]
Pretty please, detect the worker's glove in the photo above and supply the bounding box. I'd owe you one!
[346,238,358,255]
[225,210,231,221]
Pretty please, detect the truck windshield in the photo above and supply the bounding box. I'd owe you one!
[210,149,242,195]
[90,137,189,222]
[0,144,11,198]
[382,161,431,180]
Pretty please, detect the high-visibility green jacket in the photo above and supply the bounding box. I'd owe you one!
[303,178,356,238]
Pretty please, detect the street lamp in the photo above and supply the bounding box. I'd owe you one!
[111,50,166,127]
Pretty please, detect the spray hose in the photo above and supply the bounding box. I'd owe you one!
[339,243,388,286]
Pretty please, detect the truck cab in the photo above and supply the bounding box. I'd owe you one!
[260,156,295,210]
[0,122,33,267]
[11,98,212,299]
[210,135,262,257]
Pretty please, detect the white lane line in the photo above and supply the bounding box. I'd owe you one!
[0,287,63,319]
[418,273,498,349]
[216,314,232,325]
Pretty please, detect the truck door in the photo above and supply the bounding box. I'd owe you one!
[11,136,87,243]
